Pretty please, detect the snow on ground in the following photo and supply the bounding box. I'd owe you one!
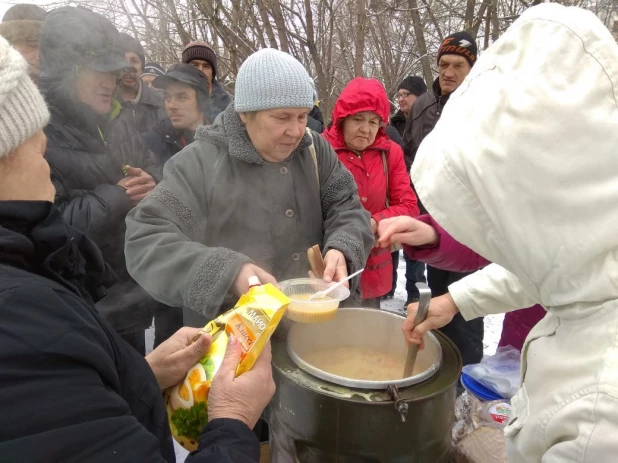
[152,251,504,461]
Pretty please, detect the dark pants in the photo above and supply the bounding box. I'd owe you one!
[427,265,484,366]
[404,252,426,303]
[389,251,399,295]
[121,329,146,356]
[153,305,184,348]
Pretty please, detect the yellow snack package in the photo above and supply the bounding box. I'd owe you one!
[165,279,289,451]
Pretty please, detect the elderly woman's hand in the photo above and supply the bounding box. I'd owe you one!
[208,336,276,429]
[322,249,349,286]
[145,327,212,390]
[232,263,278,295]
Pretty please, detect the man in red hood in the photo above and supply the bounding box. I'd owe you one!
[323,77,419,305]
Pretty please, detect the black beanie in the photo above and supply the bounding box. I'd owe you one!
[397,76,427,96]
[117,32,145,68]
[437,31,477,68]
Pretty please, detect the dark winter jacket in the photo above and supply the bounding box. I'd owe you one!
[385,124,404,150]
[39,5,164,334]
[208,79,233,121]
[403,78,451,212]
[403,78,451,170]
[307,105,325,133]
[391,110,407,138]
[42,79,163,335]
[142,118,194,164]
[0,201,261,462]
[107,82,167,150]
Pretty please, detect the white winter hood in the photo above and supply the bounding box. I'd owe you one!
[412,4,618,310]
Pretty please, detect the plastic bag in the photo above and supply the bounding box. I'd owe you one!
[452,392,513,445]
[452,392,476,444]
[462,346,521,399]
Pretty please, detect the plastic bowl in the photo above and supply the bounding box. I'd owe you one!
[279,278,350,323]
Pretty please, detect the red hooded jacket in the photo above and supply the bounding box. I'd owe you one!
[323,78,419,299]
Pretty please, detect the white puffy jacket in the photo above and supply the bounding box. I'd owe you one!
[412,4,618,462]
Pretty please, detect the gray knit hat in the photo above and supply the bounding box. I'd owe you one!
[0,36,49,159]
[234,48,314,112]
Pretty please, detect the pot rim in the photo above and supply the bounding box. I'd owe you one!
[286,307,443,390]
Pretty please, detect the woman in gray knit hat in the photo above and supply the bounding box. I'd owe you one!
[126,48,374,327]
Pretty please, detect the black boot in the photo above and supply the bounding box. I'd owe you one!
[402,297,419,315]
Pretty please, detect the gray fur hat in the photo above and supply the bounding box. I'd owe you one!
[0,20,42,45]
[0,4,46,45]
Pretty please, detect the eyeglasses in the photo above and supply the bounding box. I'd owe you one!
[396,91,412,100]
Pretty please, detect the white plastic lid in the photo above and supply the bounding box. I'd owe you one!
[248,276,261,287]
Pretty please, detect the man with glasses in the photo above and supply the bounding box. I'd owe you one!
[403,31,485,367]
[391,76,427,168]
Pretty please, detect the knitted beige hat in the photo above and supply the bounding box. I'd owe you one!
[0,36,49,159]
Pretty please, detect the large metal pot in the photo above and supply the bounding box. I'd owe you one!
[268,308,462,463]
[287,308,443,389]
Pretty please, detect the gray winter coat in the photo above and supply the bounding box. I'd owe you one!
[125,105,373,323]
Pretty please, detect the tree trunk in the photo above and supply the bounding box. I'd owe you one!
[483,0,492,49]
[408,0,433,85]
[470,0,492,38]
[256,0,279,48]
[491,0,500,41]
[269,0,290,52]
[354,0,366,77]
[464,0,476,30]
[304,0,327,107]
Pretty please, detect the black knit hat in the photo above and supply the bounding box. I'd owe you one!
[181,41,217,78]
[141,63,165,78]
[397,76,427,96]
[117,32,145,68]
[437,31,478,68]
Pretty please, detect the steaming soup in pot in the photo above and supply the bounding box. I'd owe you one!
[303,346,427,381]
